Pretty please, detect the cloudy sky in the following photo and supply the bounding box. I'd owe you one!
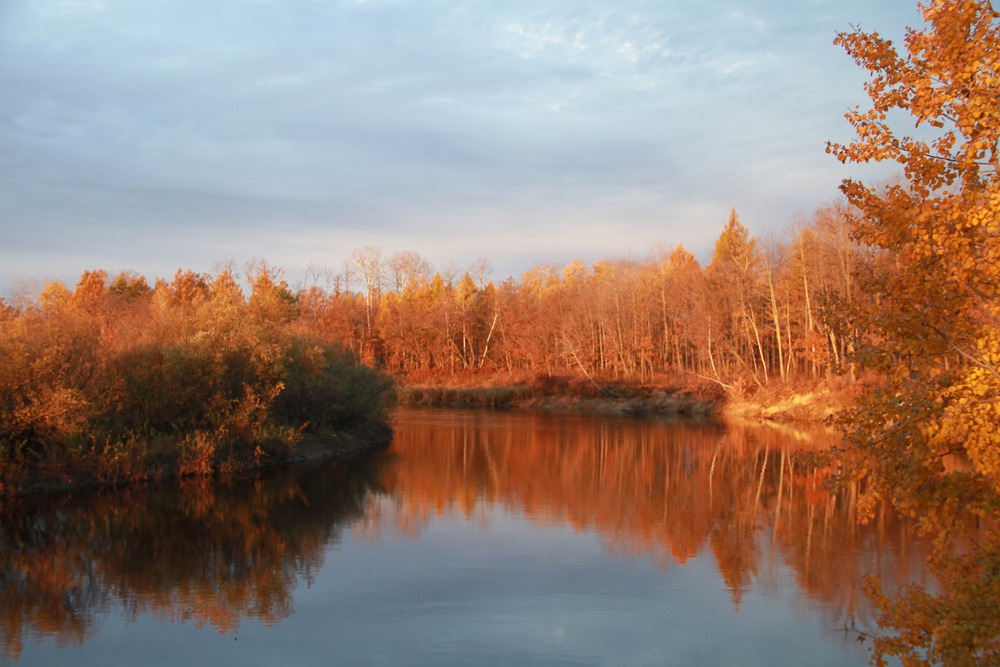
[1,0,916,293]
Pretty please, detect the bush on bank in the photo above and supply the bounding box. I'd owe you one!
[0,267,393,492]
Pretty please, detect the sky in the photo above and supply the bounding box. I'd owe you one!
[0,0,918,294]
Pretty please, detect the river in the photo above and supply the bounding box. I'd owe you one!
[0,408,932,666]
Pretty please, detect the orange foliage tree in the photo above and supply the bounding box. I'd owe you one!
[827,1,1000,664]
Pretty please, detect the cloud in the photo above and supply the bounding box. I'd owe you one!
[0,0,919,291]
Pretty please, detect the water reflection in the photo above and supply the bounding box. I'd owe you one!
[0,456,384,662]
[373,410,932,617]
[0,410,934,664]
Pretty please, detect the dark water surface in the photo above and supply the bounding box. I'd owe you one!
[1,408,931,666]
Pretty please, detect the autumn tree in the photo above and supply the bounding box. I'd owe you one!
[346,245,386,364]
[707,209,769,388]
[387,250,433,293]
[803,201,866,379]
[653,244,709,375]
[827,2,1000,664]
[780,201,870,382]
[247,260,296,325]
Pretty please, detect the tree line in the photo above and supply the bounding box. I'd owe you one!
[0,193,920,479]
[86,202,858,394]
[357,202,858,392]
[361,202,865,392]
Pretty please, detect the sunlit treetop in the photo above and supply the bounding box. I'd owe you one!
[829,0,1000,193]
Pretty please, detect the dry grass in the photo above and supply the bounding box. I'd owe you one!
[396,372,723,417]
[723,381,860,423]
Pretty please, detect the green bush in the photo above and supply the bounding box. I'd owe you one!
[274,338,394,432]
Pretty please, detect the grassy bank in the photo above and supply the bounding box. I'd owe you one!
[396,374,722,417]
[721,382,857,423]
[396,373,855,423]
[0,418,394,499]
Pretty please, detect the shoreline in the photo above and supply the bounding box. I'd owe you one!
[398,385,718,417]
[0,421,393,501]
[3,384,850,501]
[396,383,849,423]
[720,387,850,424]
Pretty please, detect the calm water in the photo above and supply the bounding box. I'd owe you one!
[1,408,931,666]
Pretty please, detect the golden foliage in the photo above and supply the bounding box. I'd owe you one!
[0,267,393,492]
[828,2,1000,664]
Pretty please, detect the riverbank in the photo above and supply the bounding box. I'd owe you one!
[397,382,720,417]
[721,384,855,423]
[3,380,850,500]
[397,377,853,423]
[0,420,393,500]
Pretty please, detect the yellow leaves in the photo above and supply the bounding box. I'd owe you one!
[832,5,1000,664]
[835,0,1000,196]
[833,0,1000,509]
[935,327,1000,492]
[38,281,70,310]
[983,193,1000,235]
[957,401,1000,492]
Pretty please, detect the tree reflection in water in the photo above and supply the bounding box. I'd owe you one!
[371,410,933,623]
[0,455,384,662]
[0,410,938,663]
